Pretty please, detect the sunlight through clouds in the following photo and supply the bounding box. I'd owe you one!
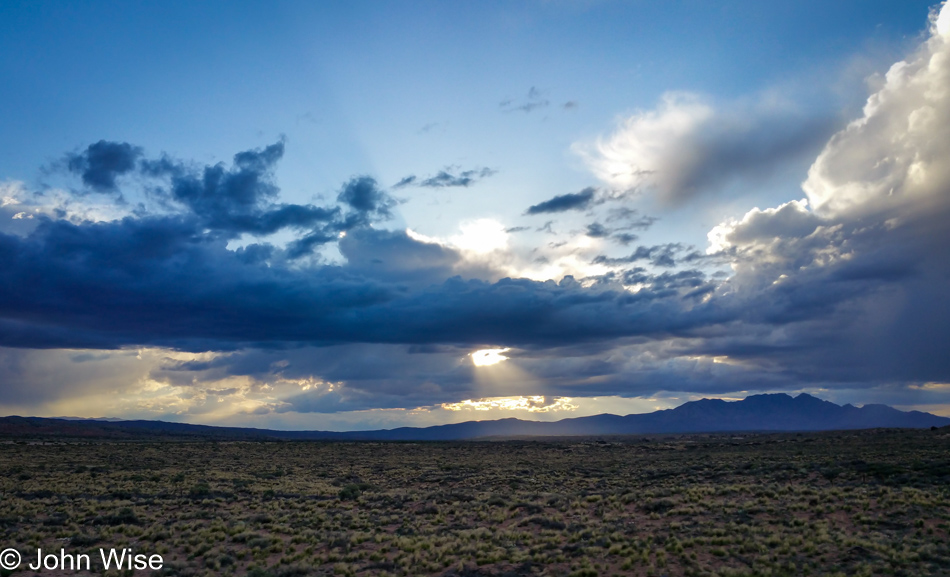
[471,348,511,367]
[440,395,577,413]
[450,218,509,254]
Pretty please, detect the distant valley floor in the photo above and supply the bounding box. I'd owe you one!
[1,428,949,576]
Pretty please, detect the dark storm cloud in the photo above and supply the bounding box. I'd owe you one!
[144,141,347,240]
[65,140,143,193]
[0,208,732,352]
[1,141,740,353]
[525,187,596,215]
[337,228,467,286]
[60,141,400,263]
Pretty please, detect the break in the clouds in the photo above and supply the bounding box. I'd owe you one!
[575,92,837,206]
[1,3,949,427]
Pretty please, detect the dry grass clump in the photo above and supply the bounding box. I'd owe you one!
[0,428,948,575]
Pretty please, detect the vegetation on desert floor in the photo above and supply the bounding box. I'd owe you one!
[1,428,949,576]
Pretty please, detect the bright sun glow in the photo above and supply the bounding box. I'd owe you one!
[451,219,508,254]
[471,348,510,366]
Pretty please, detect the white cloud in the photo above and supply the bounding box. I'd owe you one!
[575,92,833,206]
[707,198,820,255]
[407,219,611,283]
[803,3,950,218]
[573,92,831,205]
[576,92,711,195]
[717,2,950,256]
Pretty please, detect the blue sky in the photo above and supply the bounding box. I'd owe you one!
[1,1,948,430]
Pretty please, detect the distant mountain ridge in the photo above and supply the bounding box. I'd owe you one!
[1,393,947,440]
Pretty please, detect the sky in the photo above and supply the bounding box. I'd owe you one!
[1,1,949,430]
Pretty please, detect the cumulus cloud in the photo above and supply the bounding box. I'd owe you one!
[695,4,950,387]
[575,92,835,206]
[803,8,950,218]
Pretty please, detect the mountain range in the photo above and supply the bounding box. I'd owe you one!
[2,393,947,440]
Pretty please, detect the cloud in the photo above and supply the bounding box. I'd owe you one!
[585,222,610,238]
[4,5,950,423]
[0,200,729,351]
[525,187,596,215]
[428,168,496,188]
[338,227,468,286]
[59,141,401,260]
[337,176,395,221]
[65,140,143,194]
[393,175,416,188]
[575,92,837,206]
[500,87,550,114]
[417,122,442,134]
[691,5,950,387]
[582,207,658,244]
[145,141,354,241]
[592,243,689,268]
[802,10,950,219]
[394,167,496,189]
[605,206,658,229]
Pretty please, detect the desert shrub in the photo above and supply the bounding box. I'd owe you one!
[339,483,372,500]
[641,498,676,513]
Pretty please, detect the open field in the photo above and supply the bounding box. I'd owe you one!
[1,429,949,576]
